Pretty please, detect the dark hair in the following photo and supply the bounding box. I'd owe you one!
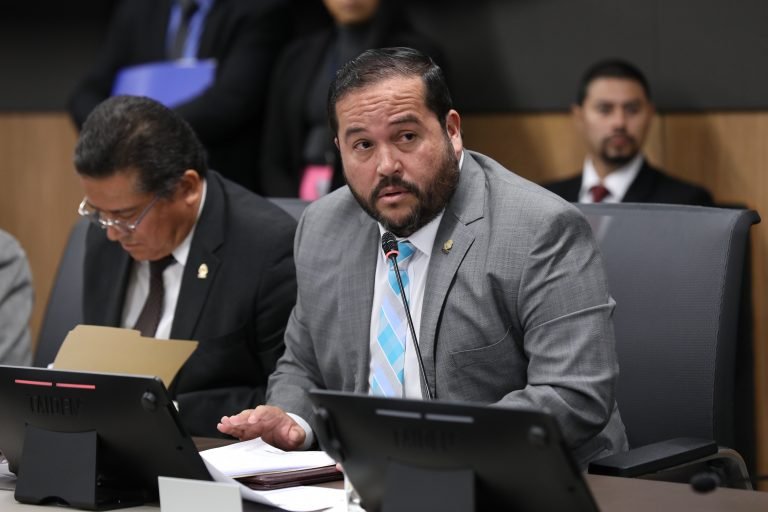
[576,59,651,105]
[327,47,452,135]
[74,95,207,197]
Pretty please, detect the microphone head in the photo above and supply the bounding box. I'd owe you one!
[381,232,399,260]
[690,472,720,493]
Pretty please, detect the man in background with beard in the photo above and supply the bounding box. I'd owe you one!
[219,47,628,467]
[545,59,713,205]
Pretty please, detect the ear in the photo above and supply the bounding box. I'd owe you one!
[178,170,203,206]
[445,110,463,156]
[571,103,585,132]
[334,137,340,150]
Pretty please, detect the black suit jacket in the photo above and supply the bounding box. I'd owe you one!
[68,0,290,192]
[259,4,444,197]
[83,171,297,436]
[544,161,715,206]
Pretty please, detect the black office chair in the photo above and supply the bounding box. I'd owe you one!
[34,218,88,367]
[267,197,310,221]
[577,203,760,489]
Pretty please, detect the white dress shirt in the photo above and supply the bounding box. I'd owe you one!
[121,181,207,339]
[578,154,643,203]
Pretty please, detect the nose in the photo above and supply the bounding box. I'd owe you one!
[376,146,402,177]
[105,225,126,242]
[610,109,628,130]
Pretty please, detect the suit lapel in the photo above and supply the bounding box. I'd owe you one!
[338,211,379,392]
[622,161,657,202]
[170,173,225,340]
[197,0,227,57]
[419,152,485,396]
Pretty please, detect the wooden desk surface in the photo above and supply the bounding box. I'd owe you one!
[2,474,768,511]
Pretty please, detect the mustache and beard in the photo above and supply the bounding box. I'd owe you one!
[346,135,460,238]
[599,131,640,167]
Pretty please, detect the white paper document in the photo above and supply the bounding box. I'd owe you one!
[200,437,336,478]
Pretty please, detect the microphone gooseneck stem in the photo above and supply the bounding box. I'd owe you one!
[390,257,433,400]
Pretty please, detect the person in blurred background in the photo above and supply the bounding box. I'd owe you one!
[0,229,33,366]
[68,0,291,193]
[259,0,443,199]
[545,58,713,205]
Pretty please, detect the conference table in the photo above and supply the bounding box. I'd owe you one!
[2,472,768,511]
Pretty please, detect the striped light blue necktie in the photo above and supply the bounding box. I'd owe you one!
[369,241,416,397]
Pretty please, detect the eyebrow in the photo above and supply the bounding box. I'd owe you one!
[85,200,138,216]
[342,114,423,141]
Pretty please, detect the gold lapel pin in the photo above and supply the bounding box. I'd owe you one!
[442,239,454,254]
[197,263,209,279]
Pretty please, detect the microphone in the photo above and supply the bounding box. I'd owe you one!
[381,232,433,400]
[690,470,768,493]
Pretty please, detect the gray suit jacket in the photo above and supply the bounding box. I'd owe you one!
[0,230,33,365]
[267,150,628,466]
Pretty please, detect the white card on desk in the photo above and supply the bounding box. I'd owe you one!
[159,476,241,512]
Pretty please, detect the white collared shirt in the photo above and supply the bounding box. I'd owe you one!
[578,154,643,203]
[121,180,207,339]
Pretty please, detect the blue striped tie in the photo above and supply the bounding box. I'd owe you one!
[369,241,416,397]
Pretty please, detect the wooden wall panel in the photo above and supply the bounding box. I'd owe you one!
[0,113,81,353]
[1,111,765,482]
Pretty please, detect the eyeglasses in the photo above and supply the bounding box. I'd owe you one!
[78,196,160,235]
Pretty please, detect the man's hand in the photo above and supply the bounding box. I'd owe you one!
[217,405,306,450]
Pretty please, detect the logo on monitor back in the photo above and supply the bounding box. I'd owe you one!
[393,427,457,451]
[28,395,81,416]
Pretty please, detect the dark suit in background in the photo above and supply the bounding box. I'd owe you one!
[68,0,290,193]
[83,171,297,436]
[545,160,715,206]
[259,2,443,197]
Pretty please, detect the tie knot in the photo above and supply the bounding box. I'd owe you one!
[150,255,175,278]
[590,184,611,203]
[391,240,416,269]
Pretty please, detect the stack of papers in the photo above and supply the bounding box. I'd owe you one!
[201,438,335,478]
[200,438,345,511]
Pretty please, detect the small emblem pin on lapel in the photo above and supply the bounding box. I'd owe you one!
[197,263,209,279]
[442,239,454,254]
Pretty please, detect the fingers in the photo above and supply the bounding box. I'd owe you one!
[217,405,306,450]
[217,408,257,439]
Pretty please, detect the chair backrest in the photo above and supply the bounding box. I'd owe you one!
[575,203,759,450]
[34,218,88,367]
[267,197,310,221]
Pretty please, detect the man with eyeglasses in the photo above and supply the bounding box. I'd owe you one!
[74,95,297,437]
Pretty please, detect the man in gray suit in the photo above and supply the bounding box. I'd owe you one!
[0,229,33,365]
[219,47,627,465]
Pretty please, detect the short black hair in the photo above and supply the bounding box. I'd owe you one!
[74,95,207,197]
[576,58,651,105]
[327,46,452,135]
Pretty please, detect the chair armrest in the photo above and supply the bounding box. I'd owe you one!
[588,437,718,477]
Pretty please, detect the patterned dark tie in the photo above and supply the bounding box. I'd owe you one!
[590,184,611,203]
[133,255,175,337]
[169,0,199,59]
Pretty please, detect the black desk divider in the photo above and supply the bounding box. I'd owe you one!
[0,365,211,510]
[309,389,599,512]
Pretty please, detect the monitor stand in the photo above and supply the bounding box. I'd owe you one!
[14,425,146,510]
[382,460,475,512]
